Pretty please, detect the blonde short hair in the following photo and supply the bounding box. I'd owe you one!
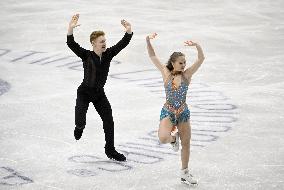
[90,31,105,43]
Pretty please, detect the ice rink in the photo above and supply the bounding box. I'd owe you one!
[0,0,283,189]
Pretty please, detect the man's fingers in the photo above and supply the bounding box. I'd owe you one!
[72,14,80,21]
[121,19,131,27]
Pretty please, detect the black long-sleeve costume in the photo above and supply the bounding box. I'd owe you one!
[67,32,133,151]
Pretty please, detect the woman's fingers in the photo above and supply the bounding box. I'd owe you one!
[184,40,196,46]
[149,33,157,39]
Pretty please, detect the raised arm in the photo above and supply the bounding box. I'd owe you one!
[184,40,205,78]
[66,14,87,60]
[146,33,168,77]
[108,19,133,57]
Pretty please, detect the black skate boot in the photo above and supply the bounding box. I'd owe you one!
[74,126,84,140]
[105,149,126,161]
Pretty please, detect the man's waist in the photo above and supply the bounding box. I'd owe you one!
[81,81,104,91]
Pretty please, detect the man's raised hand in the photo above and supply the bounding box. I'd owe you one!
[69,14,81,29]
[121,19,132,33]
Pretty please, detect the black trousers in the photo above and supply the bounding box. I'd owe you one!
[75,83,114,151]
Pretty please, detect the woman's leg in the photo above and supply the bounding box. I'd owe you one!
[178,121,197,184]
[177,121,191,169]
[158,117,175,144]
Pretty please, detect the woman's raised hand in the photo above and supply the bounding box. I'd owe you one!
[184,40,198,46]
[146,33,158,40]
[121,19,132,33]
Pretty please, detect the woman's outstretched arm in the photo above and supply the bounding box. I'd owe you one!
[184,40,205,78]
[146,33,166,74]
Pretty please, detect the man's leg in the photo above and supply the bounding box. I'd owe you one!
[74,85,89,140]
[93,92,126,161]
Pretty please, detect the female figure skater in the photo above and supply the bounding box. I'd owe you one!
[146,33,205,184]
[66,14,133,161]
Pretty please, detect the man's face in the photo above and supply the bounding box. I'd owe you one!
[93,35,106,52]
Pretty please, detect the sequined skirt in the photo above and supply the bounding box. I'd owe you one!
[159,102,190,126]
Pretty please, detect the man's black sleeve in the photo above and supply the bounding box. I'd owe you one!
[66,34,88,60]
[108,32,133,58]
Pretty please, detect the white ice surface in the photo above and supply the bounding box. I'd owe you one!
[0,0,283,189]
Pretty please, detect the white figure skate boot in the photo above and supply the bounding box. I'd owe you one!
[180,168,198,185]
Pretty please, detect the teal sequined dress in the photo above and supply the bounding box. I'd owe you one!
[160,73,190,126]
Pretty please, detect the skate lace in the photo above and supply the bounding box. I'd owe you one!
[183,172,194,179]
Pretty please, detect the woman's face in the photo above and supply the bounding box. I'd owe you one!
[92,35,106,52]
[172,56,186,71]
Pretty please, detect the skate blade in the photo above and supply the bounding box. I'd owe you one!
[181,178,198,186]
[107,157,126,162]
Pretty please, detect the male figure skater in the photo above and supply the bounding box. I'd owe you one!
[66,14,133,161]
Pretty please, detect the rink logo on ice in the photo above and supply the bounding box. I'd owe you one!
[0,167,33,186]
[0,48,121,72]
[67,155,133,177]
[0,79,10,96]
[67,132,174,177]
[109,69,238,146]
